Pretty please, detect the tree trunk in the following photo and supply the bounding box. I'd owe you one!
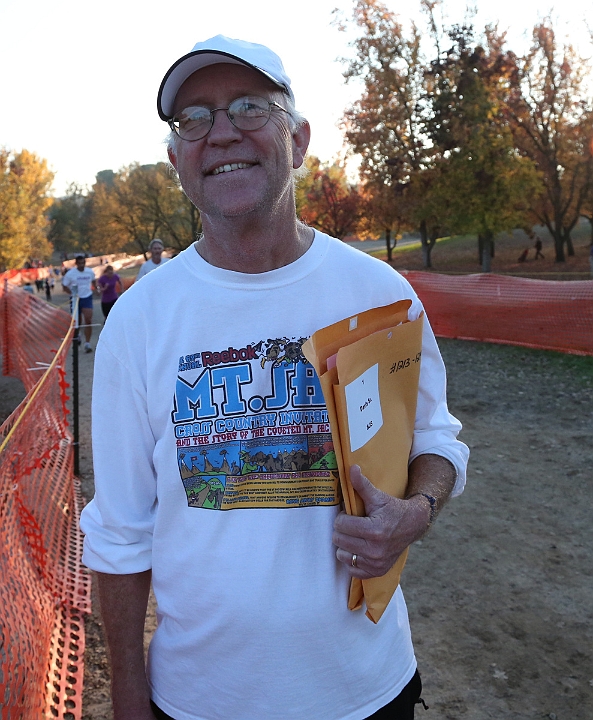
[136,237,149,260]
[553,227,565,262]
[478,235,484,266]
[385,227,392,263]
[481,230,494,273]
[563,227,575,257]
[419,220,433,269]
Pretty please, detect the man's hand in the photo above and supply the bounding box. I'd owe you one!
[332,455,456,579]
[332,465,430,579]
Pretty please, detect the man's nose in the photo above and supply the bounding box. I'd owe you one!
[206,109,242,145]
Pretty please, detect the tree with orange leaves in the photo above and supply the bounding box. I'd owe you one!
[0,148,54,270]
[504,18,593,262]
[337,0,440,266]
[297,156,362,240]
[356,181,408,262]
[422,19,542,271]
[88,162,201,256]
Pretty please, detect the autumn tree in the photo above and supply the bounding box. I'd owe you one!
[295,155,322,218]
[581,172,593,244]
[298,156,362,239]
[424,21,542,271]
[48,183,92,254]
[338,0,441,264]
[0,148,54,270]
[89,162,200,256]
[581,160,593,244]
[585,33,593,243]
[357,181,406,261]
[504,19,593,261]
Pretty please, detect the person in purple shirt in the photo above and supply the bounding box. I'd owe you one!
[97,265,123,319]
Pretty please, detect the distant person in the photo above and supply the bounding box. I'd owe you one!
[23,282,34,294]
[44,276,54,302]
[534,236,544,259]
[518,248,529,263]
[97,265,123,319]
[136,239,170,279]
[62,254,97,353]
[35,277,44,293]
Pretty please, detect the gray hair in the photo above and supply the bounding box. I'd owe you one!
[281,93,309,182]
[165,91,309,182]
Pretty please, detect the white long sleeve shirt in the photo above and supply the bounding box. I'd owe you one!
[81,231,468,720]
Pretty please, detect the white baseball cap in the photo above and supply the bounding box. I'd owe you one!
[157,35,294,121]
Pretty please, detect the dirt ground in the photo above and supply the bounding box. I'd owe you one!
[2,274,592,720]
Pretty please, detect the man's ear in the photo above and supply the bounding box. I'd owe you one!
[292,121,311,170]
[167,145,178,171]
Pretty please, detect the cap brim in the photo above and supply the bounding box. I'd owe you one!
[157,49,291,120]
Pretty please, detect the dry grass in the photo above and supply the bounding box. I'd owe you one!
[378,223,592,279]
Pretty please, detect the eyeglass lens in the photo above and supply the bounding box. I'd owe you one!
[173,96,275,141]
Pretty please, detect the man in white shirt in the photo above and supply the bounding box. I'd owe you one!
[136,239,170,279]
[81,35,469,720]
[62,254,97,353]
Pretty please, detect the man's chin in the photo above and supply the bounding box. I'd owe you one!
[198,193,269,220]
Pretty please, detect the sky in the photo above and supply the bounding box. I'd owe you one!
[1,0,591,197]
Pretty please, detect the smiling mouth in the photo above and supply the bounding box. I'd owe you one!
[211,162,254,176]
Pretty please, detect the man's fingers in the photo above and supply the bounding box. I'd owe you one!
[349,464,373,497]
[333,466,412,578]
[349,465,388,514]
[333,509,374,537]
[335,545,395,579]
[335,547,375,578]
[332,525,372,557]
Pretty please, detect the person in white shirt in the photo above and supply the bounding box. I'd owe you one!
[81,35,469,720]
[62,254,97,353]
[136,239,170,279]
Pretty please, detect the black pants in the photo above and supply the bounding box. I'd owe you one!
[101,300,117,319]
[151,669,425,720]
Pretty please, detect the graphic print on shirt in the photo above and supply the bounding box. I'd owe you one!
[172,337,339,510]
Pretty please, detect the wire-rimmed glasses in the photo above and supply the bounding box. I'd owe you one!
[168,95,288,142]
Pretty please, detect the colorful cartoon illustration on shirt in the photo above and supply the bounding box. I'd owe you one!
[253,338,309,369]
[173,336,339,510]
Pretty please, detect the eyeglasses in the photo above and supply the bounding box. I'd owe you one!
[169,95,288,142]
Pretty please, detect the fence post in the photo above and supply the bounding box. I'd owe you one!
[71,289,80,476]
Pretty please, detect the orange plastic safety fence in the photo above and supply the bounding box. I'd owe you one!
[121,276,135,291]
[402,272,593,356]
[0,268,49,287]
[1,282,72,392]
[0,283,91,719]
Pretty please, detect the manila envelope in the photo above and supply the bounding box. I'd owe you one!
[302,300,423,623]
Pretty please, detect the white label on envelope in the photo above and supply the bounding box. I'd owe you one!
[344,363,383,452]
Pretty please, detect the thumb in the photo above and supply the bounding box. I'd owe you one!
[349,464,387,515]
